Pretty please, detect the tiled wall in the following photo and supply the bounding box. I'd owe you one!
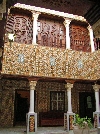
[2,42,100,80]
[36,81,67,112]
[72,83,94,113]
[0,78,94,127]
[0,79,29,127]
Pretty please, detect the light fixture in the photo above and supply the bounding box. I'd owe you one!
[8,33,15,46]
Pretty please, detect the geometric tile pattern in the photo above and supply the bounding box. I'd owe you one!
[0,90,13,127]
[0,79,93,127]
[36,81,66,112]
[0,79,29,127]
[64,113,67,130]
[94,114,97,128]
[29,115,35,132]
[1,42,100,80]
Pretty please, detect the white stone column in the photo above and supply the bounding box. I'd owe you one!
[93,84,100,112]
[65,83,73,113]
[87,25,95,52]
[29,81,37,113]
[63,18,71,49]
[26,80,37,133]
[32,12,39,44]
[93,84,100,128]
[64,82,75,131]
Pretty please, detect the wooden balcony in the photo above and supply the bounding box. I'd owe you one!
[1,42,100,81]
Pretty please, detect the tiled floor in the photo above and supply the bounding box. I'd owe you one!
[0,126,97,134]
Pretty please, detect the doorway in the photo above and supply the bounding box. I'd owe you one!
[79,92,95,122]
[14,90,30,125]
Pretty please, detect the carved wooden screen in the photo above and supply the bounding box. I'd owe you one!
[6,14,33,44]
[37,17,66,48]
[70,25,91,52]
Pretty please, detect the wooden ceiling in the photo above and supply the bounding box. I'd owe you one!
[6,0,100,25]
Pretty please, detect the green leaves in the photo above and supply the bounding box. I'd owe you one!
[74,114,93,129]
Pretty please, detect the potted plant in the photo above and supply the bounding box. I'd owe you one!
[73,114,93,134]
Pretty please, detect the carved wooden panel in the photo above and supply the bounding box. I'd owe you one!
[6,14,14,35]
[6,14,33,44]
[37,18,66,48]
[70,25,91,52]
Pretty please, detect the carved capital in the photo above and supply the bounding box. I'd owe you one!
[63,18,71,27]
[32,11,40,20]
[29,81,37,90]
[93,84,100,92]
[65,83,73,91]
[87,25,93,32]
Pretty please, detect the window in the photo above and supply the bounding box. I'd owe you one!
[50,91,65,111]
[87,96,92,108]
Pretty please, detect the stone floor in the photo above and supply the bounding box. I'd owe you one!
[0,126,97,134]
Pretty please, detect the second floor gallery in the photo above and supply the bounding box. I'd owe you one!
[0,1,100,129]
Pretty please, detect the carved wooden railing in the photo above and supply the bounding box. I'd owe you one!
[6,13,92,52]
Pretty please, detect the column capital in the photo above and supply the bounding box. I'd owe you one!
[93,84,100,92]
[31,11,40,20]
[65,83,73,91]
[63,18,72,27]
[87,25,92,31]
[29,81,37,90]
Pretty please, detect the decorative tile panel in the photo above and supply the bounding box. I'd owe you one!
[94,114,97,128]
[64,113,67,130]
[1,42,100,80]
[29,115,35,132]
